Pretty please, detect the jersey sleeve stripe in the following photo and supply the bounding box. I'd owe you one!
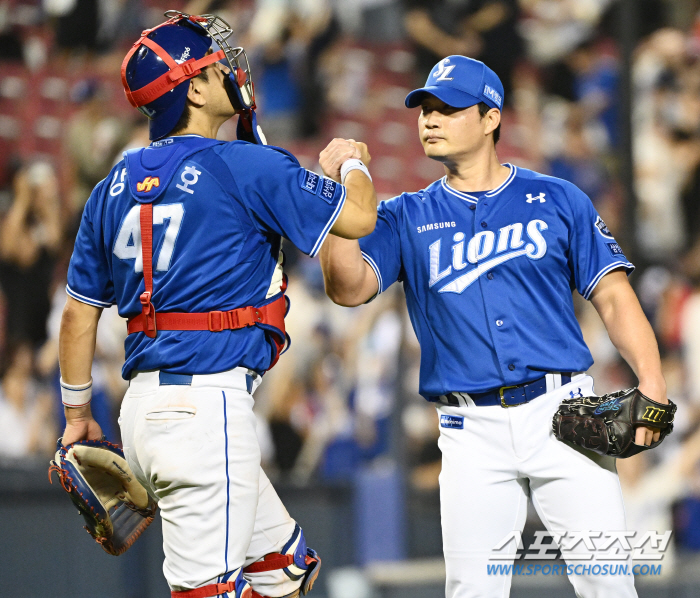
[582,261,635,300]
[66,285,113,308]
[308,185,347,258]
[361,251,383,294]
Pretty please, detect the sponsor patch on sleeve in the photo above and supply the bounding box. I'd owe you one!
[440,414,464,429]
[300,169,339,204]
[301,169,321,195]
[607,242,625,257]
[320,178,338,204]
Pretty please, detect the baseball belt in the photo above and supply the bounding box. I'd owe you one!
[439,372,581,408]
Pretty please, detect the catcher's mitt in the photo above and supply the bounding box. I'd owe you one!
[552,388,676,459]
[48,438,157,555]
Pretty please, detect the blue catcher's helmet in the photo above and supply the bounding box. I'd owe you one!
[121,11,256,141]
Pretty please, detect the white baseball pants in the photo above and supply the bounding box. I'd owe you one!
[119,368,300,596]
[437,375,637,598]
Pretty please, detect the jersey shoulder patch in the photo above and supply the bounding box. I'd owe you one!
[595,215,615,239]
[297,169,339,204]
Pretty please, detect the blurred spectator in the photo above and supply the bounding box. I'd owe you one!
[0,3,24,61]
[45,0,100,54]
[45,0,143,56]
[404,402,440,491]
[566,39,619,147]
[548,113,610,203]
[402,0,522,95]
[519,0,614,65]
[617,426,700,575]
[632,27,700,260]
[402,0,480,81]
[0,342,56,460]
[248,0,338,141]
[66,79,132,210]
[0,163,61,348]
[681,284,700,427]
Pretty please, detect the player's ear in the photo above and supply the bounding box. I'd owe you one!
[484,108,500,137]
[186,76,208,108]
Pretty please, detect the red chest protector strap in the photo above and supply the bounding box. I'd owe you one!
[128,204,288,368]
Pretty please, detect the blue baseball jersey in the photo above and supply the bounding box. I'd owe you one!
[67,135,346,379]
[359,164,633,399]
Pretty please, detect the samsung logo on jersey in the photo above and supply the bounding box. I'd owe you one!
[429,219,549,294]
[417,221,456,233]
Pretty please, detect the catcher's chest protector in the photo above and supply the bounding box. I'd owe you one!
[122,138,288,368]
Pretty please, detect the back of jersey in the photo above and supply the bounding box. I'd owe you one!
[67,135,347,379]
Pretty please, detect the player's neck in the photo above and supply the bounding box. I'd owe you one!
[443,149,508,194]
[175,113,227,140]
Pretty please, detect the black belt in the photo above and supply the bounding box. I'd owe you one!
[440,372,577,408]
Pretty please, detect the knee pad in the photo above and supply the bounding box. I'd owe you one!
[244,524,321,598]
[170,568,251,598]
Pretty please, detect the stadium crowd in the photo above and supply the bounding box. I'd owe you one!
[2,0,700,566]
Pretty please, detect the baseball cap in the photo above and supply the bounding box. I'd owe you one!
[405,56,504,111]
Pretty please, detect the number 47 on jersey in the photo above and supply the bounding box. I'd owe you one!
[113,204,185,273]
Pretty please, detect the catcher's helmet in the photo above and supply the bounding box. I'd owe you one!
[122,11,255,140]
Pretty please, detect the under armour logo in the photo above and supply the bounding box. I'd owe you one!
[433,58,456,82]
[526,193,546,203]
[136,176,160,192]
[176,165,201,195]
[570,388,583,399]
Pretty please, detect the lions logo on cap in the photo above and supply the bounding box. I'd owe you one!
[433,58,456,82]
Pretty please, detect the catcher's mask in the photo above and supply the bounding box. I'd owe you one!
[121,10,255,140]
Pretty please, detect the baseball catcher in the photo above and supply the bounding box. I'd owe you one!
[56,6,376,595]
[553,388,677,458]
[49,438,157,555]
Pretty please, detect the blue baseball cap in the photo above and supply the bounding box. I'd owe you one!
[405,56,504,111]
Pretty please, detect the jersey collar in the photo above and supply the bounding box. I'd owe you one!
[440,163,517,204]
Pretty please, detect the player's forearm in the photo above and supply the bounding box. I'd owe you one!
[590,271,667,401]
[332,170,377,239]
[320,235,377,307]
[59,296,101,386]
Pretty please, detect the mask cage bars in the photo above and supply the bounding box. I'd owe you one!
[164,10,255,109]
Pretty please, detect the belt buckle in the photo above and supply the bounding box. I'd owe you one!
[208,311,228,332]
[499,384,525,408]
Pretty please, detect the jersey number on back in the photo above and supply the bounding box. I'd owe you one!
[113,204,185,273]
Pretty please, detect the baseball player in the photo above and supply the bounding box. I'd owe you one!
[58,11,376,598]
[319,56,669,597]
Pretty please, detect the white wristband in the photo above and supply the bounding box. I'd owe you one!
[340,159,372,184]
[60,378,93,407]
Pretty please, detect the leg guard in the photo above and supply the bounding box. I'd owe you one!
[244,524,321,598]
[171,568,252,598]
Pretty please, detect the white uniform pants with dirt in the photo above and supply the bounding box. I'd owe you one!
[437,375,637,598]
[119,368,301,596]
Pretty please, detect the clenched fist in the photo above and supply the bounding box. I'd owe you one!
[319,139,371,182]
